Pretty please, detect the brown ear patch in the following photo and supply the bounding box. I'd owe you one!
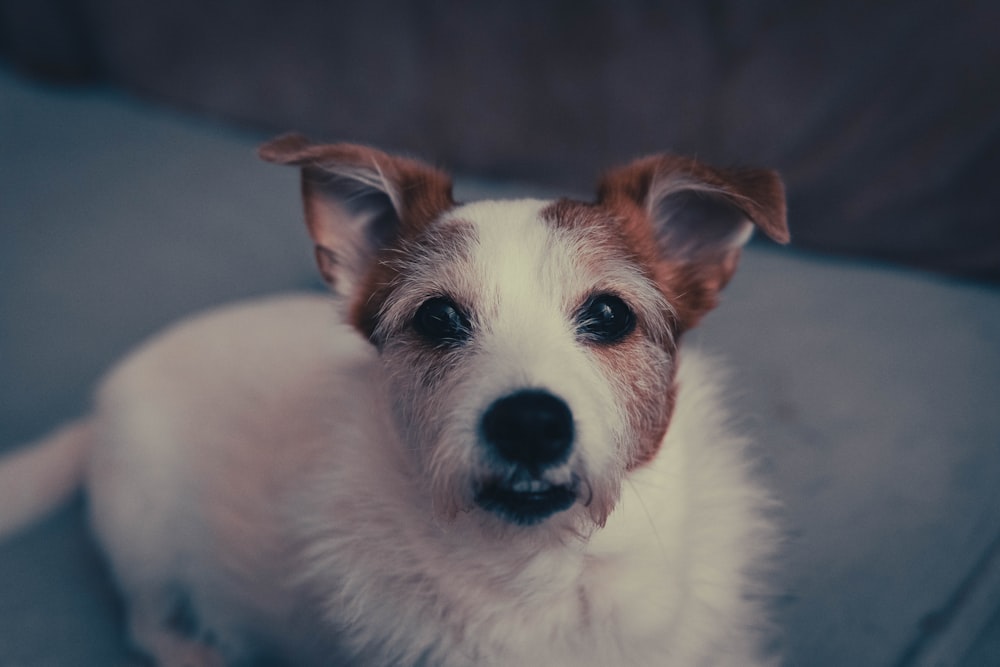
[259,134,455,240]
[596,154,788,332]
[260,135,455,341]
[597,155,788,245]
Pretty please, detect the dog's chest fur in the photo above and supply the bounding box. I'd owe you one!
[283,326,771,667]
[90,293,772,667]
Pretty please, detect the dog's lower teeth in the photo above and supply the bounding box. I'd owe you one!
[511,479,550,493]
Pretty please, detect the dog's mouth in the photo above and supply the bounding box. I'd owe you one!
[475,471,578,525]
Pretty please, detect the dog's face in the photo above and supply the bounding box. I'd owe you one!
[260,136,787,533]
[367,199,678,530]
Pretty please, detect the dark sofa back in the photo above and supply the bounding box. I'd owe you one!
[2,0,998,281]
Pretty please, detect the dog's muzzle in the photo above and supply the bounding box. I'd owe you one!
[475,390,578,525]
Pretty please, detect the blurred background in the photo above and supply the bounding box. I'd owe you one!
[1,1,999,665]
[4,0,1000,282]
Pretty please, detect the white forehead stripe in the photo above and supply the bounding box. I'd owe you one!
[445,199,560,308]
[445,199,672,340]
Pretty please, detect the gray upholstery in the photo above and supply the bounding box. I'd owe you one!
[3,0,999,281]
[2,66,999,666]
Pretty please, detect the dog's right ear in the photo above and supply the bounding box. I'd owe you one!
[259,134,454,296]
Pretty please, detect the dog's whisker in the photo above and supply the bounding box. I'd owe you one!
[578,473,595,508]
[625,477,670,561]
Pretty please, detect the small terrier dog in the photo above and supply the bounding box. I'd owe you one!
[0,135,788,666]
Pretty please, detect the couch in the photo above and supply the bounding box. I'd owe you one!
[1,3,999,665]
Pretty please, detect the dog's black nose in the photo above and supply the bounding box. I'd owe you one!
[481,390,574,467]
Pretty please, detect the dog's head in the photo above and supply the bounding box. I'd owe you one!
[261,135,787,534]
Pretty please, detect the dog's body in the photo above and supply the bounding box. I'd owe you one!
[0,138,788,666]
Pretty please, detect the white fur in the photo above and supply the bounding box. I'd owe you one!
[1,199,777,666]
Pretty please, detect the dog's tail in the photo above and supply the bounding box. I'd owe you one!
[0,419,93,539]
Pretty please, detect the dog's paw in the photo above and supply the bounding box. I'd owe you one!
[128,636,227,667]
[128,607,230,667]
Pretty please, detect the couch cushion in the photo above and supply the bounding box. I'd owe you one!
[1,65,999,667]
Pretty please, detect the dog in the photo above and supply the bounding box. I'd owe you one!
[0,134,788,666]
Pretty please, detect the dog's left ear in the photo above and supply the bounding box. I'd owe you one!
[598,154,788,330]
[259,134,454,297]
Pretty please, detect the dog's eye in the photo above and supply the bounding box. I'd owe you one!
[414,297,472,346]
[577,294,635,343]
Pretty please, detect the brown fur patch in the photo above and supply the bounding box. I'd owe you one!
[353,219,475,345]
[597,155,788,244]
[597,333,678,471]
[541,195,734,333]
[597,155,787,332]
[542,200,678,470]
[542,151,787,469]
[258,135,457,342]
